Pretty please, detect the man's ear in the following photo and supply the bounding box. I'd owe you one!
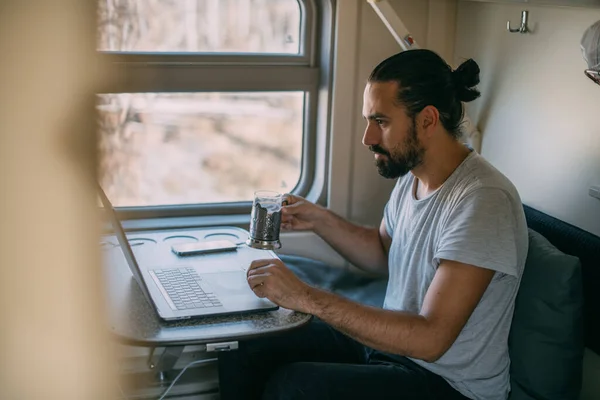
[417,106,440,136]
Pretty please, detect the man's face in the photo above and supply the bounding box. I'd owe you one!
[362,81,425,179]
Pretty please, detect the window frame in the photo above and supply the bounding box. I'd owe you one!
[97,0,333,221]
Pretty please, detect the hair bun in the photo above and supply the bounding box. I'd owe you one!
[452,59,481,102]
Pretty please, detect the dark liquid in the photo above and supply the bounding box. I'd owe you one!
[250,202,282,241]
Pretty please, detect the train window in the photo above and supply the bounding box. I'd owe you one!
[98,92,304,207]
[97,0,302,54]
[96,0,325,216]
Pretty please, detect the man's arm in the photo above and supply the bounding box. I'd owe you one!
[309,259,494,361]
[247,258,494,362]
[281,195,391,276]
[314,213,391,276]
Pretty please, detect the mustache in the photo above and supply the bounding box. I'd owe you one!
[369,145,390,157]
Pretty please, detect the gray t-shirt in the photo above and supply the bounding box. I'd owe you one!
[383,151,528,400]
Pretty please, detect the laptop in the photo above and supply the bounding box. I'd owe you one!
[97,184,279,321]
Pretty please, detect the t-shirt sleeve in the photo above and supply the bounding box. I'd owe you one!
[434,188,519,277]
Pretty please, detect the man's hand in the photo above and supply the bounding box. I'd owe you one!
[281,194,326,232]
[247,258,314,314]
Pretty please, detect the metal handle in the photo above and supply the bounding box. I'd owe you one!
[507,10,529,34]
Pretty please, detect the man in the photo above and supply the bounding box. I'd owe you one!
[219,49,528,400]
[582,20,600,86]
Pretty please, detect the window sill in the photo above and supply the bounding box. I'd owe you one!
[113,184,326,233]
[118,214,250,233]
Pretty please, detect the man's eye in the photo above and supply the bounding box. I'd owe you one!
[376,119,385,126]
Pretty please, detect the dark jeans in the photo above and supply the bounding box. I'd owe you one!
[217,319,469,400]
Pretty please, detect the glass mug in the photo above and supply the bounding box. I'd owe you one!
[246,190,288,250]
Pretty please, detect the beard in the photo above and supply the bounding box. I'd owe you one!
[369,120,425,179]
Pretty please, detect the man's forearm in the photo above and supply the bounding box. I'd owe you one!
[313,209,388,275]
[305,288,443,363]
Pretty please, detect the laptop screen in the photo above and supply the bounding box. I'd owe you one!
[97,184,153,305]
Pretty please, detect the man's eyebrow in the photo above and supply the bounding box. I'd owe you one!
[363,112,389,121]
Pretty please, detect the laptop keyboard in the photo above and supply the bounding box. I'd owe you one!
[153,267,222,310]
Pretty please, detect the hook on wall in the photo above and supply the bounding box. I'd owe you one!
[507,10,530,34]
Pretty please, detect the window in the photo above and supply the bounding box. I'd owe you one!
[96,0,329,214]
[97,0,302,54]
[97,92,304,206]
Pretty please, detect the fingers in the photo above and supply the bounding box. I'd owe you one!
[281,220,293,231]
[281,200,305,215]
[247,258,287,277]
[247,271,274,299]
[281,201,304,231]
[250,282,267,298]
[248,258,280,272]
[281,212,294,228]
[247,272,270,290]
[247,264,274,277]
[282,193,301,205]
[281,194,313,220]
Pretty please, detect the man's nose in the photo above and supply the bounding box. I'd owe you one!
[362,123,380,147]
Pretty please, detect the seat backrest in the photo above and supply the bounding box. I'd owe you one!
[523,205,600,356]
[508,228,584,400]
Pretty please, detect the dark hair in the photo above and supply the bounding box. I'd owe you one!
[368,49,480,139]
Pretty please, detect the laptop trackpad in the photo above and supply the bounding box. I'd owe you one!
[201,271,251,296]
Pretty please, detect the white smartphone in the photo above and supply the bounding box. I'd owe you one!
[171,240,238,256]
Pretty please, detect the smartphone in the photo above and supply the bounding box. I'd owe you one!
[171,240,238,256]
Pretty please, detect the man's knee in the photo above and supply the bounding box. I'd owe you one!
[262,363,324,400]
